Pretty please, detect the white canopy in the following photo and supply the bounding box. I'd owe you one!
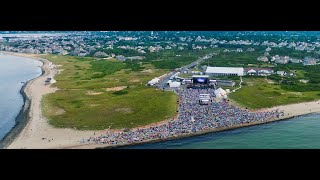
[148,78,160,85]
[247,69,257,73]
[214,88,227,98]
[169,81,181,88]
[206,67,244,76]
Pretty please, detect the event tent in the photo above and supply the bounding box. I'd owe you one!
[169,81,181,88]
[214,87,227,98]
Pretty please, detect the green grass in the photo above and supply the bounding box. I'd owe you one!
[41,55,178,130]
[203,51,268,67]
[229,77,320,109]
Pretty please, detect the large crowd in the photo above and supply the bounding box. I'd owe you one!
[82,87,284,145]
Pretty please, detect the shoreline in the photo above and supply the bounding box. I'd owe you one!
[0,54,45,149]
[6,53,101,149]
[2,51,320,149]
[101,112,319,149]
[67,111,319,149]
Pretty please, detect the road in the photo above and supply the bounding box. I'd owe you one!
[157,53,216,89]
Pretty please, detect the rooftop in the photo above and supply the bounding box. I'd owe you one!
[205,67,244,75]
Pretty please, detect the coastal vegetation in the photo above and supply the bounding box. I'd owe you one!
[229,77,320,109]
[41,55,179,130]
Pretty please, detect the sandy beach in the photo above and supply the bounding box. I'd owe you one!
[6,53,105,149]
[4,52,320,149]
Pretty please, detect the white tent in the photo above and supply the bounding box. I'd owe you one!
[148,78,160,85]
[50,79,57,84]
[169,81,181,88]
[214,87,227,98]
[247,69,257,74]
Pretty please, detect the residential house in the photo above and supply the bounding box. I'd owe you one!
[116,55,126,61]
[257,56,268,62]
[246,48,255,52]
[126,56,145,60]
[276,71,287,76]
[303,57,317,66]
[265,47,272,52]
[165,45,172,50]
[295,45,305,51]
[290,58,301,63]
[235,48,243,52]
[274,56,289,64]
[223,49,230,52]
[246,69,257,75]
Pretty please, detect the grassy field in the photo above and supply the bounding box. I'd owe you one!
[202,51,274,68]
[229,77,320,109]
[41,55,178,130]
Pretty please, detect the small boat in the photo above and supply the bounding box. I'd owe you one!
[21,82,25,84]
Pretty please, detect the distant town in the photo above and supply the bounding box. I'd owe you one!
[2,31,320,149]
[0,31,319,66]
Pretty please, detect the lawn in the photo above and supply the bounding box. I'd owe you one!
[41,55,178,130]
[229,77,320,109]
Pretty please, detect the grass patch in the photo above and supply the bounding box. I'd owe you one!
[112,90,129,95]
[41,55,178,130]
[229,77,320,109]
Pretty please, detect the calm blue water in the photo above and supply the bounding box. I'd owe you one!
[121,113,320,149]
[0,54,42,140]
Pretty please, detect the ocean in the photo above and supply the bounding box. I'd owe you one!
[0,54,42,140]
[120,113,320,149]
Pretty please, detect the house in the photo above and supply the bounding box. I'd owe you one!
[257,56,268,62]
[247,69,257,75]
[277,71,287,76]
[290,58,301,63]
[246,48,255,52]
[126,56,145,60]
[295,45,305,51]
[165,45,172,50]
[137,49,146,54]
[244,68,274,76]
[258,69,274,76]
[235,48,243,52]
[303,57,317,66]
[116,55,126,61]
[275,57,289,64]
[271,55,279,62]
[223,49,230,52]
[94,51,108,57]
[148,46,157,52]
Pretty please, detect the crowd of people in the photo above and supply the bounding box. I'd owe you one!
[82,87,284,145]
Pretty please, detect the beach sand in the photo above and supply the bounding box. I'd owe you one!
[6,53,106,149]
[5,52,320,149]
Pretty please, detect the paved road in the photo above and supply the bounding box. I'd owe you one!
[157,53,218,89]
